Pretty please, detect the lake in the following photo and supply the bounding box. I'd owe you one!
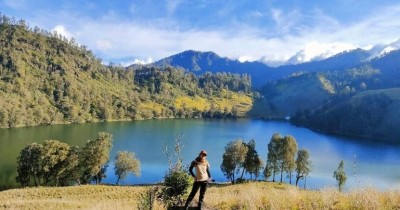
[1,118,400,191]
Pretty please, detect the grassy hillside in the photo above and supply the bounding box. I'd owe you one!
[1,182,399,209]
[0,19,252,128]
[292,88,400,142]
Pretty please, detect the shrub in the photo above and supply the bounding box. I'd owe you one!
[161,169,192,208]
[159,135,192,208]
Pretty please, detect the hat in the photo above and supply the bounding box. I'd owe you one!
[199,150,207,156]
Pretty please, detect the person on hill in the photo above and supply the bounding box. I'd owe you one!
[184,150,212,210]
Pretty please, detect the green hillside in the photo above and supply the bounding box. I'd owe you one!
[250,73,334,118]
[0,18,252,128]
[292,88,400,142]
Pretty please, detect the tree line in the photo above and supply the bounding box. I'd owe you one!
[220,133,349,191]
[16,132,140,187]
[221,133,311,187]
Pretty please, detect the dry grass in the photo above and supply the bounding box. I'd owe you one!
[1,182,399,210]
[174,91,253,117]
[0,185,158,210]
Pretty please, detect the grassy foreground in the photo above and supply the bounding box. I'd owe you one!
[1,182,400,210]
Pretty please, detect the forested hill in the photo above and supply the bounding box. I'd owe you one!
[291,88,400,142]
[0,17,253,128]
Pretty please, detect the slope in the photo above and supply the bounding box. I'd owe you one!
[250,73,334,118]
[0,19,253,128]
[292,88,400,143]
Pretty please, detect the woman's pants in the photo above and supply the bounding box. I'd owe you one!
[184,181,208,208]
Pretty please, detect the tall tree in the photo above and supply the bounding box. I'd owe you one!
[282,135,297,184]
[16,141,79,187]
[333,160,347,192]
[266,133,282,182]
[40,140,71,186]
[295,149,311,187]
[58,145,80,186]
[220,139,248,184]
[80,132,113,184]
[114,151,141,185]
[263,162,273,181]
[243,139,263,180]
[16,143,43,187]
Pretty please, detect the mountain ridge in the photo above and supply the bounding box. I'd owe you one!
[131,48,381,88]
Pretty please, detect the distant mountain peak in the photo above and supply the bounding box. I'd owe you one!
[152,50,237,70]
[366,38,400,60]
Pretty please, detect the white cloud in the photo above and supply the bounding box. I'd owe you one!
[96,40,113,51]
[380,46,396,56]
[52,25,73,39]
[30,3,400,66]
[131,57,154,65]
[287,41,357,64]
[237,55,257,63]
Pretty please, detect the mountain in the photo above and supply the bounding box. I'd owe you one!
[141,50,273,88]
[370,49,400,87]
[136,49,372,88]
[251,49,400,142]
[274,48,371,75]
[0,19,252,128]
[367,38,400,59]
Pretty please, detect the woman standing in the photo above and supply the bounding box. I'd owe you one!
[184,150,212,210]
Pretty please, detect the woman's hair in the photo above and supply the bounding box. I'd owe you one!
[199,150,207,156]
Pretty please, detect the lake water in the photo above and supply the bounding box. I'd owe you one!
[1,119,400,191]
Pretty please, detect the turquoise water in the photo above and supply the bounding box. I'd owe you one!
[1,118,399,190]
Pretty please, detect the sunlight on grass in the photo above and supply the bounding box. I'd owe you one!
[138,102,166,115]
[175,96,209,112]
[1,182,399,210]
[174,91,253,117]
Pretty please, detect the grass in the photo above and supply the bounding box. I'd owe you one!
[138,102,167,116]
[174,91,253,117]
[1,182,399,210]
[175,96,209,112]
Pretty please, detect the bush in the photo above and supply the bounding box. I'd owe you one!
[137,186,159,210]
[161,169,192,208]
[159,135,192,208]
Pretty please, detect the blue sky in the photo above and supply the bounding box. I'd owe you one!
[1,0,400,66]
